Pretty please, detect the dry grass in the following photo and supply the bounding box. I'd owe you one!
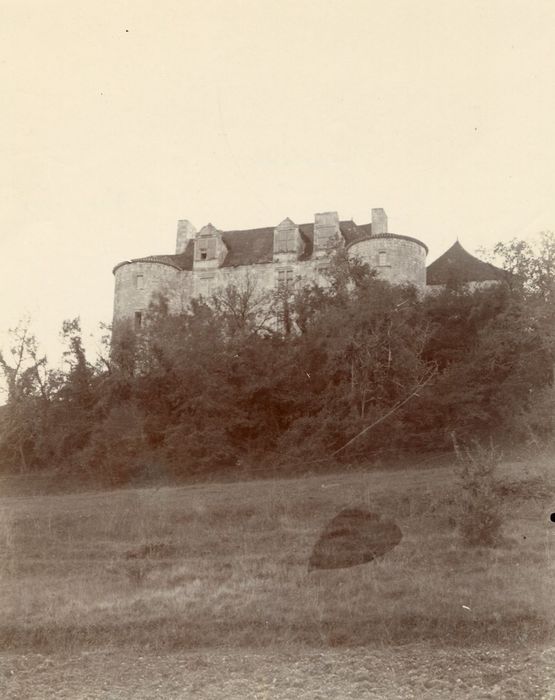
[0,456,553,652]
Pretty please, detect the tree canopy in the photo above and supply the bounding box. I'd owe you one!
[1,235,553,484]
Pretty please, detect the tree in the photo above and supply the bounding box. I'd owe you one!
[50,319,98,462]
[0,320,61,471]
[414,234,555,448]
[275,258,434,462]
[488,231,555,303]
[489,232,555,430]
[209,270,275,337]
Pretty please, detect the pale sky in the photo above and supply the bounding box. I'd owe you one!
[1,0,554,364]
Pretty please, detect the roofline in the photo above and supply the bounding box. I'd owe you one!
[425,241,507,283]
[345,233,428,255]
[112,258,184,275]
[113,229,429,274]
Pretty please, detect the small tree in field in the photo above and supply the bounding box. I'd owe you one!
[453,437,503,546]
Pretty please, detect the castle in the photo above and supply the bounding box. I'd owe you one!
[112,208,506,328]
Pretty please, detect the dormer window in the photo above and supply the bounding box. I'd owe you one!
[274,218,301,255]
[193,224,226,268]
[275,227,297,252]
[196,238,217,261]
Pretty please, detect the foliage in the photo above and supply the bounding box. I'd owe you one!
[0,321,63,471]
[488,231,555,303]
[0,234,553,482]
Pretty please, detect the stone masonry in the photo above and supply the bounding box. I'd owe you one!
[112,208,504,328]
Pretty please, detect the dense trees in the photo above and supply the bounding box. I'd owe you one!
[1,235,553,483]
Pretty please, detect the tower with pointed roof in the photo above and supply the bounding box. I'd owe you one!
[112,210,505,328]
[426,241,506,289]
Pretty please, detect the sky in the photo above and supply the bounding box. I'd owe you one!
[1,0,554,366]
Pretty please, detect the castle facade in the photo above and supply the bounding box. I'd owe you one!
[112,208,505,328]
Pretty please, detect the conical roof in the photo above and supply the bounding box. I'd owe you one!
[426,241,506,285]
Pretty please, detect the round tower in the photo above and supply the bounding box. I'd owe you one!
[347,209,428,288]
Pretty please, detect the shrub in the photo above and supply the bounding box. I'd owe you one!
[453,437,503,546]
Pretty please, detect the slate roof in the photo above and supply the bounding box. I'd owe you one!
[426,241,506,285]
[221,226,275,266]
[113,246,190,273]
[113,220,372,273]
[346,229,429,254]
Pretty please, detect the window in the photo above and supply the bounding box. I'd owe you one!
[198,274,215,296]
[277,268,295,288]
[134,311,142,330]
[378,251,388,266]
[275,227,298,253]
[135,274,144,290]
[196,238,217,261]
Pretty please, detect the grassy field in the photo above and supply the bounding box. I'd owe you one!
[0,453,552,656]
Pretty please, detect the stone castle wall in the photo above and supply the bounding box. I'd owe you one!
[113,257,333,324]
[112,210,429,326]
[113,261,192,323]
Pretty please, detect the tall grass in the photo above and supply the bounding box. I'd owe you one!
[0,457,552,652]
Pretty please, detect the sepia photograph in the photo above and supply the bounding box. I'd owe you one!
[0,1,554,697]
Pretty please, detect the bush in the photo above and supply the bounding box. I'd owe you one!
[453,438,503,546]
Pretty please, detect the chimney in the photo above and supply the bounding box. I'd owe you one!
[176,219,196,254]
[371,208,388,236]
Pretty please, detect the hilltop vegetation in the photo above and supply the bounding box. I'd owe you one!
[0,234,553,485]
[0,236,553,699]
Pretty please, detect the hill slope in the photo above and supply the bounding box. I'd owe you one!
[0,457,552,651]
